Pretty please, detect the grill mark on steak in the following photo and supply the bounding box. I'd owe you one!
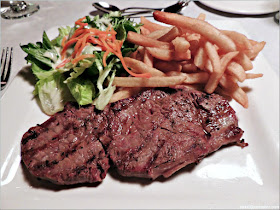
[21,87,244,185]
[21,103,110,185]
[22,130,38,145]
[106,88,243,179]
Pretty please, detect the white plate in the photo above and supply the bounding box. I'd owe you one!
[199,1,279,15]
[1,20,279,209]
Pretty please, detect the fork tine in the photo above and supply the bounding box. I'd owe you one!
[1,48,6,76]
[3,47,12,79]
[1,47,13,90]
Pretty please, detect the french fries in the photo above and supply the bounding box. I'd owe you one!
[154,60,182,72]
[181,62,197,72]
[146,47,174,61]
[153,11,237,52]
[172,37,191,61]
[113,75,187,87]
[147,27,173,39]
[194,47,207,70]
[226,61,246,82]
[124,57,164,77]
[110,87,143,103]
[204,41,222,93]
[127,31,171,49]
[143,49,154,67]
[140,16,167,32]
[158,26,181,42]
[221,30,252,51]
[111,11,264,108]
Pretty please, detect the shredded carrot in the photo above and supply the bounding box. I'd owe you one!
[87,36,103,46]
[61,36,68,48]
[103,50,111,67]
[71,28,87,39]
[71,54,96,65]
[59,16,148,77]
[76,33,92,57]
[56,58,71,69]
[61,38,79,59]
[72,39,83,58]
[75,17,87,27]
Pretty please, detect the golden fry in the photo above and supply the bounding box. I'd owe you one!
[153,11,236,52]
[166,71,209,84]
[143,49,154,67]
[221,30,252,50]
[158,26,181,42]
[181,62,198,72]
[146,47,174,61]
[205,59,213,72]
[172,37,191,61]
[218,75,248,108]
[226,61,246,82]
[233,52,253,71]
[127,31,171,49]
[113,75,187,87]
[147,27,173,39]
[245,73,263,79]
[220,51,239,71]
[204,41,222,93]
[124,57,165,76]
[140,26,151,35]
[194,47,207,70]
[244,41,266,60]
[124,12,266,108]
[154,60,182,72]
[140,16,167,32]
[110,87,142,103]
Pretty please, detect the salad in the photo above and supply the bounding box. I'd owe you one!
[21,12,144,115]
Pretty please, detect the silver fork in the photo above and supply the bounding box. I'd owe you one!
[1,47,13,90]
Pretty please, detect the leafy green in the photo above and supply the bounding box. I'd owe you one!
[67,77,95,105]
[21,31,59,73]
[51,26,72,47]
[35,72,73,115]
[94,58,117,110]
[20,12,141,115]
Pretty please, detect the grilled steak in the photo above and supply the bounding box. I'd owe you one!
[21,103,110,185]
[21,87,244,184]
[105,87,243,179]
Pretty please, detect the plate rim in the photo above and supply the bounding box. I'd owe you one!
[199,0,280,15]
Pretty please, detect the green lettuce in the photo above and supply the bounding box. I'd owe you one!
[20,12,141,115]
[67,77,95,105]
[34,72,73,115]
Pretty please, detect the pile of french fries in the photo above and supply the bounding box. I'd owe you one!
[111,11,265,108]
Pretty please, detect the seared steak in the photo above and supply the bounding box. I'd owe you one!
[21,87,244,184]
[21,103,110,185]
[105,87,243,179]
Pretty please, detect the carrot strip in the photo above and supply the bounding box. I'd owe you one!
[87,36,103,46]
[100,37,114,52]
[61,36,67,48]
[76,34,92,57]
[60,16,150,78]
[72,38,83,58]
[71,54,96,65]
[71,28,87,39]
[103,50,112,67]
[61,38,79,54]
[56,58,71,69]
[75,17,87,27]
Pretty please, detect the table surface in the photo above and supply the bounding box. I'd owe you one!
[1,1,279,209]
[1,0,279,88]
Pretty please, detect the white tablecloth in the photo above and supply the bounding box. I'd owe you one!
[1,0,279,87]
